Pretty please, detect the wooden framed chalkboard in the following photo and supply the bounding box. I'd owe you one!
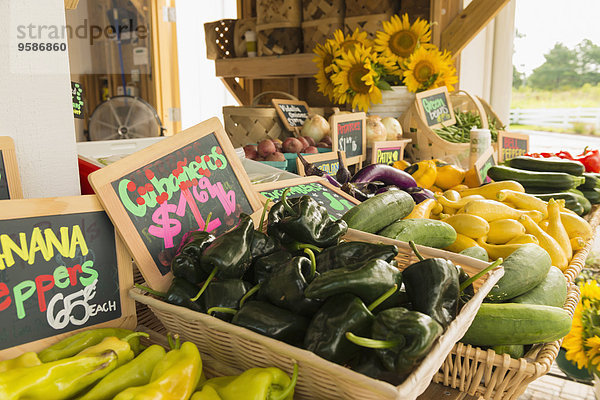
[89,117,263,292]
[370,139,411,165]
[0,195,135,358]
[415,87,456,129]
[330,112,367,167]
[498,131,530,162]
[296,151,346,177]
[474,147,496,185]
[0,136,23,200]
[272,99,311,132]
[254,176,360,219]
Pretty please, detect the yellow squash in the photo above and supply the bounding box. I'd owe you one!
[449,184,469,192]
[430,201,444,216]
[434,161,466,190]
[546,199,572,262]
[435,194,485,210]
[487,219,526,244]
[461,199,544,222]
[519,214,569,271]
[442,214,490,239]
[506,234,539,245]
[496,190,548,217]
[463,167,480,188]
[445,233,478,253]
[392,159,411,170]
[476,237,524,260]
[457,181,525,199]
[570,237,586,252]
[560,212,593,240]
[404,199,437,219]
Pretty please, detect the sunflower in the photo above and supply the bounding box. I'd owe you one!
[564,280,600,372]
[402,46,458,93]
[330,45,383,112]
[313,39,339,101]
[374,14,431,68]
[332,28,372,55]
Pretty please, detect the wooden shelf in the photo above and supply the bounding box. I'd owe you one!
[215,53,317,79]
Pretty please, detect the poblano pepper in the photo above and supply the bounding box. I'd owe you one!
[315,242,399,273]
[349,351,404,386]
[201,279,252,322]
[136,279,205,313]
[267,189,347,248]
[0,352,41,372]
[346,307,443,377]
[232,300,309,346]
[303,285,398,365]
[192,364,298,400]
[402,242,460,328]
[171,231,216,284]
[304,259,402,304]
[38,328,139,363]
[252,250,293,284]
[258,250,322,317]
[0,350,118,400]
[250,231,280,260]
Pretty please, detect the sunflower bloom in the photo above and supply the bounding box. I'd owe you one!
[313,40,339,101]
[374,14,431,68]
[402,46,458,93]
[330,46,382,112]
[332,28,372,55]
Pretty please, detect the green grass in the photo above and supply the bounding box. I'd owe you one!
[511,84,600,109]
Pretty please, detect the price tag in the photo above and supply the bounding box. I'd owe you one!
[498,131,530,162]
[89,118,263,291]
[272,99,311,131]
[296,151,346,176]
[370,139,411,165]
[0,195,135,358]
[474,147,497,185]
[415,87,456,129]
[71,82,84,120]
[331,112,366,166]
[0,136,23,200]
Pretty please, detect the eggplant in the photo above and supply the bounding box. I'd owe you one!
[324,174,342,188]
[405,186,435,204]
[336,151,352,185]
[297,153,324,177]
[350,164,417,190]
[342,183,372,201]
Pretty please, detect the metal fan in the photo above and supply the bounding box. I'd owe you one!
[88,95,164,140]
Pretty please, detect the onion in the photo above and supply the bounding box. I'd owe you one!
[366,115,387,147]
[381,117,403,140]
[302,114,330,143]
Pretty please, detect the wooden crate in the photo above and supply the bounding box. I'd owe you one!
[302,0,345,21]
[344,13,393,40]
[344,0,398,17]
[302,18,343,53]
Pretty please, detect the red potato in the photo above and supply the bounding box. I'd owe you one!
[243,144,258,160]
[303,146,318,154]
[271,138,283,152]
[266,152,286,161]
[297,137,310,152]
[258,139,277,157]
[255,156,266,161]
[317,141,331,149]
[321,135,332,145]
[303,136,316,147]
[282,137,304,153]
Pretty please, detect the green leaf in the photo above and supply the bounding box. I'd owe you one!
[377,80,393,91]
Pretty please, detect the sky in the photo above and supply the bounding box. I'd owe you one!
[513,0,600,75]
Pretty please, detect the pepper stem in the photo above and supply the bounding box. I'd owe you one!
[207,307,238,316]
[122,331,150,343]
[167,333,181,350]
[367,284,398,312]
[203,212,213,232]
[271,363,299,400]
[135,283,167,298]
[281,188,297,216]
[290,242,322,253]
[459,258,503,292]
[303,248,317,280]
[258,199,271,231]
[409,241,425,261]
[190,267,218,302]
[238,283,261,308]
[345,332,405,349]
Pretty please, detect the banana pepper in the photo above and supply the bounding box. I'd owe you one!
[0,352,41,372]
[79,332,149,367]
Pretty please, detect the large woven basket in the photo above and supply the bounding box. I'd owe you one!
[432,206,600,400]
[344,13,392,40]
[344,0,398,17]
[302,17,343,53]
[130,227,504,400]
[302,0,344,21]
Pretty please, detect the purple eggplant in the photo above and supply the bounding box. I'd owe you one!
[297,153,324,177]
[405,186,435,204]
[324,173,342,188]
[342,183,372,201]
[336,151,352,185]
[350,164,417,189]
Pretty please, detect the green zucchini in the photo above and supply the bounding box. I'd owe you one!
[509,156,584,176]
[532,193,586,215]
[341,190,414,233]
[461,303,572,346]
[486,243,551,302]
[567,190,592,214]
[377,219,456,249]
[580,188,600,204]
[578,173,599,189]
[459,246,489,262]
[491,345,525,359]
[487,165,585,190]
[510,266,567,307]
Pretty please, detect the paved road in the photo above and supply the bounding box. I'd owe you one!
[516,130,600,154]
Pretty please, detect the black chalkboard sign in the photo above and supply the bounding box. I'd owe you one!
[476,147,496,185]
[0,195,135,356]
[0,151,9,200]
[296,152,346,177]
[415,87,456,129]
[272,99,311,131]
[498,131,530,162]
[89,118,263,291]
[331,112,366,166]
[370,139,411,165]
[255,176,360,219]
[72,81,84,120]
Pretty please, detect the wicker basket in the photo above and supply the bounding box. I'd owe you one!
[433,206,600,400]
[233,19,257,57]
[402,90,501,167]
[130,227,504,400]
[257,0,302,25]
[204,19,237,60]
[302,0,344,21]
[344,13,392,40]
[302,17,343,53]
[344,0,398,17]
[256,24,303,56]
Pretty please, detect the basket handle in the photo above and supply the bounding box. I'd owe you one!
[453,90,489,129]
[252,91,299,106]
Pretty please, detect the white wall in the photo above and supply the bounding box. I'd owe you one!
[175,0,237,130]
[0,0,80,198]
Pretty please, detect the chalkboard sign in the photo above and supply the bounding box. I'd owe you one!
[254,176,360,219]
[498,131,530,162]
[296,151,346,177]
[72,81,84,119]
[272,99,311,131]
[0,195,135,358]
[331,112,366,166]
[89,118,263,291]
[0,137,23,200]
[415,87,456,129]
[475,147,496,185]
[370,139,411,165]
